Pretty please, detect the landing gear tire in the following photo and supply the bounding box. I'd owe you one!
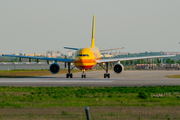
[66,73,73,78]
[81,75,86,78]
[104,73,110,78]
[70,73,73,78]
[108,74,110,78]
[66,62,73,78]
[104,74,106,78]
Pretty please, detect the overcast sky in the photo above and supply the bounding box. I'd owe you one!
[0,0,180,54]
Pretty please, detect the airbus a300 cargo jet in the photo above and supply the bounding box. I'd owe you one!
[3,15,176,78]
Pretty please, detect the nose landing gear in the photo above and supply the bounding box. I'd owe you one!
[81,70,86,78]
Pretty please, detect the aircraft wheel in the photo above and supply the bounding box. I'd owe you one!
[66,74,69,78]
[104,74,106,78]
[107,74,110,78]
[66,73,73,78]
[104,74,110,78]
[70,73,73,78]
[81,75,86,78]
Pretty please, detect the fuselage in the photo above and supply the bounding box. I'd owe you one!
[73,46,101,70]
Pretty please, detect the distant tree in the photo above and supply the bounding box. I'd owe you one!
[11,60,17,62]
[177,60,180,64]
[153,59,157,64]
[0,59,5,62]
[121,61,125,65]
[157,58,161,64]
[125,61,129,65]
[141,59,145,64]
[166,58,171,64]
[65,55,67,59]
[163,59,166,64]
[135,60,140,64]
[171,60,175,64]
[135,59,144,64]
[130,60,133,65]
[35,59,39,63]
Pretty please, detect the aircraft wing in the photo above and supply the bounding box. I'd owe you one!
[96,54,176,63]
[100,47,124,52]
[2,54,73,63]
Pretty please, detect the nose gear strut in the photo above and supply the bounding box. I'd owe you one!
[81,69,86,78]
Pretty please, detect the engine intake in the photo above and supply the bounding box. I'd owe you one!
[49,63,60,74]
[113,63,124,74]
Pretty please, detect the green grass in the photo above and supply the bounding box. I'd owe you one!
[0,86,180,119]
[0,86,180,108]
[166,74,180,78]
[0,69,81,78]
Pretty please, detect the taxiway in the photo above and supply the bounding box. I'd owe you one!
[0,70,179,87]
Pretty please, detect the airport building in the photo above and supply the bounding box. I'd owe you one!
[46,50,62,57]
[67,51,73,57]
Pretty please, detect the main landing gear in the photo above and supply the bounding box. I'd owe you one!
[66,73,73,78]
[99,62,110,78]
[81,70,86,78]
[104,73,110,78]
[66,62,75,78]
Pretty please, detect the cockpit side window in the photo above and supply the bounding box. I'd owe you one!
[77,54,89,57]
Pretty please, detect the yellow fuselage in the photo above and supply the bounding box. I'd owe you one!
[73,47,101,70]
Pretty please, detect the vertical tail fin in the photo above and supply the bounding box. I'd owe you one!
[91,15,95,47]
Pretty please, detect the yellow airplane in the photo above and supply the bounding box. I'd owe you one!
[2,15,176,78]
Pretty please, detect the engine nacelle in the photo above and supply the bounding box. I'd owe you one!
[112,62,124,74]
[49,63,60,74]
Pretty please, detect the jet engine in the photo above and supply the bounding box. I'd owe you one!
[49,63,60,74]
[112,62,124,74]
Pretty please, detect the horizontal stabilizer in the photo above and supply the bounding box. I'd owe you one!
[100,47,124,52]
[64,47,79,50]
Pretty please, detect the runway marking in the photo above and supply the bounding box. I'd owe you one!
[0,81,113,83]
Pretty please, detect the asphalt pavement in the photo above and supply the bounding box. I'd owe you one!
[0,70,179,87]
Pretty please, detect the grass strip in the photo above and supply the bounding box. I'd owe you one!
[0,69,81,78]
[166,74,180,78]
[0,86,180,108]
